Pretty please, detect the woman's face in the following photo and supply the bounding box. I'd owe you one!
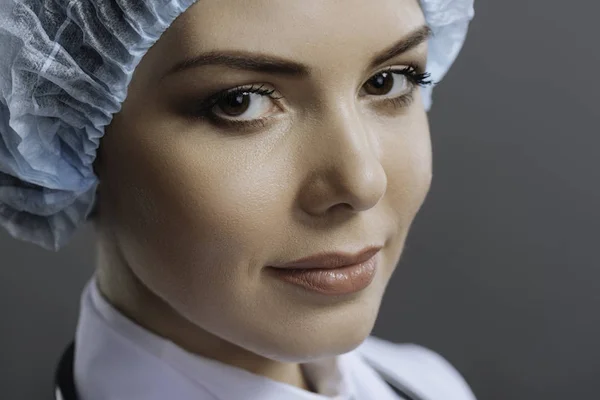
[98,0,432,361]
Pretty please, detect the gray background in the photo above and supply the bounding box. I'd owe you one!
[1,1,599,399]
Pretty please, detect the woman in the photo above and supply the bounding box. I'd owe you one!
[0,0,475,399]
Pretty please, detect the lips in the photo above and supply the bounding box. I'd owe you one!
[270,246,383,270]
[267,246,383,295]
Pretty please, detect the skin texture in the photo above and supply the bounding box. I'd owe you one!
[94,0,432,391]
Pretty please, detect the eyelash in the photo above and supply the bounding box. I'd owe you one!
[192,65,432,128]
[387,64,432,87]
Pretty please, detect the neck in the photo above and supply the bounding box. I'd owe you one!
[94,240,315,392]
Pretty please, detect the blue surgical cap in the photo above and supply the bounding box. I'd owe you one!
[0,0,475,251]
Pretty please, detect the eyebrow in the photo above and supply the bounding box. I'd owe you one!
[162,24,432,80]
[368,24,432,69]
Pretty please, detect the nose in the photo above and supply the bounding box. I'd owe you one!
[298,105,388,216]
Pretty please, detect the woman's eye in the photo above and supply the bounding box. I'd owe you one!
[212,91,278,121]
[363,71,411,98]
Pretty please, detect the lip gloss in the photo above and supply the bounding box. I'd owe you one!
[269,254,378,295]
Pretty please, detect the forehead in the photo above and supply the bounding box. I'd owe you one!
[157,0,426,68]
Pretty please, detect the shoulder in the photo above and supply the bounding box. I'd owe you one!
[356,336,477,400]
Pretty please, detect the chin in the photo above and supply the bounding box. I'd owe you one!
[236,291,384,363]
[271,317,378,363]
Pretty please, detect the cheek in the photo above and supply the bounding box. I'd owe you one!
[378,105,432,271]
[383,107,432,217]
[100,123,293,299]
